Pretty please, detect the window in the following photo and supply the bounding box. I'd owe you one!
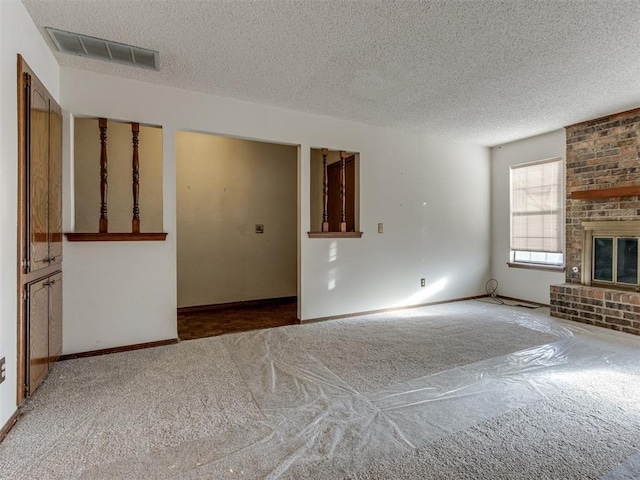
[308,148,362,238]
[67,117,165,241]
[510,157,564,267]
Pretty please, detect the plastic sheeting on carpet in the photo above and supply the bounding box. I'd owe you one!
[1,300,640,479]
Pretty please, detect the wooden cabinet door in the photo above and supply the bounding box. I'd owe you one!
[29,86,50,273]
[49,105,63,264]
[18,56,64,405]
[28,279,49,394]
[48,272,63,363]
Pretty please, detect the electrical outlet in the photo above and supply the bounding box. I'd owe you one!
[420,278,426,287]
[0,357,5,384]
[378,223,383,234]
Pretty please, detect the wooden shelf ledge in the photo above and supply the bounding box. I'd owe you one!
[65,232,168,242]
[308,231,363,239]
[571,186,640,200]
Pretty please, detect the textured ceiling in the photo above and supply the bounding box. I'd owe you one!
[22,0,640,146]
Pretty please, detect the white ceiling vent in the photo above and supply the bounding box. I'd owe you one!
[45,27,159,70]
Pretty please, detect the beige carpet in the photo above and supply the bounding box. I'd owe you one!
[1,301,639,479]
[348,382,640,479]
[262,310,560,393]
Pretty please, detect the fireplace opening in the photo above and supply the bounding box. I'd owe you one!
[582,221,640,290]
[593,236,638,286]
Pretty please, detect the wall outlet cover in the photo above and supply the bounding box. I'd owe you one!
[0,357,5,384]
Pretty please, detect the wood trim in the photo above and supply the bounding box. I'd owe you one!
[65,232,167,242]
[570,186,640,200]
[302,294,487,323]
[22,265,61,286]
[307,231,363,238]
[59,338,178,361]
[507,262,566,273]
[17,54,28,406]
[178,296,297,314]
[494,295,549,308]
[0,410,21,445]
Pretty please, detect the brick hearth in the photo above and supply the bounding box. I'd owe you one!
[550,284,640,336]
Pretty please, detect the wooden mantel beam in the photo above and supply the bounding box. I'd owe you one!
[571,186,640,200]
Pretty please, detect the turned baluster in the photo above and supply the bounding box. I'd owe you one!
[339,150,347,232]
[131,123,140,234]
[98,118,108,233]
[322,148,329,232]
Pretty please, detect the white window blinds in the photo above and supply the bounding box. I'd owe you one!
[511,158,563,253]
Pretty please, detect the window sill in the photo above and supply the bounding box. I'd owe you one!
[307,231,363,239]
[65,232,167,242]
[507,262,565,273]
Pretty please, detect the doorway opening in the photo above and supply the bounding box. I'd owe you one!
[176,131,299,340]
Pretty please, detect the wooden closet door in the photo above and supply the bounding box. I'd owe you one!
[28,279,49,394]
[49,105,63,264]
[29,86,50,273]
[17,55,64,404]
[48,273,63,363]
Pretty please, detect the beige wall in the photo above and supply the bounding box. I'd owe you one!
[176,132,297,307]
[309,148,324,232]
[74,118,163,232]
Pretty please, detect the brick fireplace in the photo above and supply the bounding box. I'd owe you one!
[550,108,640,336]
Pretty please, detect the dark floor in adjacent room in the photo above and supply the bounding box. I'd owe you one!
[177,298,298,340]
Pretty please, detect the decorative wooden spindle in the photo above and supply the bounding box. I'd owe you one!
[131,122,140,234]
[339,150,347,232]
[322,148,329,232]
[98,118,108,233]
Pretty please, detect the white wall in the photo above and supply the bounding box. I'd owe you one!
[490,129,566,304]
[0,0,60,431]
[61,67,491,353]
[176,132,297,307]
